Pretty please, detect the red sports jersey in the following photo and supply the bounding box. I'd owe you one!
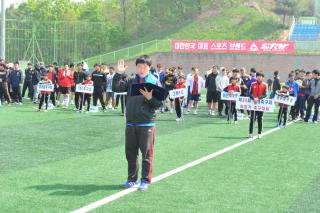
[58,69,74,87]
[250,81,267,99]
[82,80,93,85]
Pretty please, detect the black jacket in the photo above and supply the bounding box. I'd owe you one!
[92,71,107,90]
[112,72,127,92]
[272,76,281,92]
[74,71,85,85]
[113,73,162,124]
[31,70,41,85]
[24,68,33,82]
[205,73,218,92]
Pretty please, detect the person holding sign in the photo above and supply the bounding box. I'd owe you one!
[285,74,299,121]
[174,75,186,122]
[113,56,162,191]
[38,74,52,112]
[78,74,93,113]
[223,77,240,124]
[248,72,267,139]
[275,85,290,128]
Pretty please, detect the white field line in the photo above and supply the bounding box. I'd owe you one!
[70,122,293,213]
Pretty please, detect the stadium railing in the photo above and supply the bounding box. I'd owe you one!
[82,39,172,67]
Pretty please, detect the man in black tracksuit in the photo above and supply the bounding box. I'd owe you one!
[271,71,281,98]
[205,66,219,116]
[92,64,107,111]
[113,71,128,115]
[22,62,34,99]
[31,67,41,103]
[113,56,162,191]
[74,63,86,110]
[9,62,23,104]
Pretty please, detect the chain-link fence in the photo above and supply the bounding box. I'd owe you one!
[5,19,113,65]
[82,39,172,68]
[4,18,320,68]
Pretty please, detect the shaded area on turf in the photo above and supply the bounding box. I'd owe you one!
[28,184,122,196]
[288,173,320,213]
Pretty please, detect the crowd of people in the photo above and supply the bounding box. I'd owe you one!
[1,56,319,191]
[0,58,319,129]
[0,59,125,113]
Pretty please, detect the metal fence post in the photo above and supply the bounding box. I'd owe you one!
[142,43,144,54]
[128,47,130,58]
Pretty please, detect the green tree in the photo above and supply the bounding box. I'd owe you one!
[274,0,298,25]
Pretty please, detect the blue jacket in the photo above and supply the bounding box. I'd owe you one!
[285,80,299,97]
[9,69,23,87]
[159,71,166,85]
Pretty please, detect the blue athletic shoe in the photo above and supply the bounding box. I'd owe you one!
[139,181,150,191]
[122,181,138,189]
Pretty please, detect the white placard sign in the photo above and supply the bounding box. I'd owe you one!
[236,96,275,112]
[76,84,94,94]
[37,83,54,92]
[169,88,188,99]
[220,91,241,101]
[273,94,296,106]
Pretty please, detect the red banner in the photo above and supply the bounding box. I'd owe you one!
[172,40,295,54]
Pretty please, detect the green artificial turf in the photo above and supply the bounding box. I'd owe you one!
[0,99,319,212]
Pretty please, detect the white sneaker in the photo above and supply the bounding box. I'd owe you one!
[194,110,198,115]
[258,134,262,139]
[211,111,215,116]
[247,134,253,139]
[208,110,212,116]
[170,108,174,114]
[176,118,182,122]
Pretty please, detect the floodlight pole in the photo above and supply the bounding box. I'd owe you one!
[0,0,5,59]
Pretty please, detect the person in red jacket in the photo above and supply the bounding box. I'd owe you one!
[79,74,93,113]
[38,74,52,112]
[248,72,267,139]
[58,63,74,108]
[223,77,241,124]
[175,75,186,122]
